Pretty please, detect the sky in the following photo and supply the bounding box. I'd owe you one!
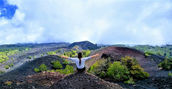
[0,0,172,45]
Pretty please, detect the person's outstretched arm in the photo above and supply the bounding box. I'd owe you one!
[90,53,100,58]
[60,55,70,59]
[83,53,100,61]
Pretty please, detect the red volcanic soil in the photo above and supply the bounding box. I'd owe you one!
[86,46,160,77]
[26,71,66,87]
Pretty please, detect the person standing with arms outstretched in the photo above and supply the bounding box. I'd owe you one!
[56,52,99,72]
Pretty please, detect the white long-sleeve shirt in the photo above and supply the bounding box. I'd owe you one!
[68,57,91,69]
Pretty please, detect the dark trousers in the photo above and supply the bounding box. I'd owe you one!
[77,67,86,73]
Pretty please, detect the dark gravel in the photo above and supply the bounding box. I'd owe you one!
[118,77,172,89]
[51,72,123,89]
[0,55,64,81]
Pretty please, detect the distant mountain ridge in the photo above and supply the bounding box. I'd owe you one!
[68,41,99,50]
[0,42,69,48]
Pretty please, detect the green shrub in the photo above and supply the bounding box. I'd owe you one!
[63,50,78,57]
[124,77,135,84]
[158,58,172,70]
[25,48,29,51]
[121,56,137,69]
[168,72,172,77]
[41,54,44,57]
[62,59,69,65]
[8,63,14,67]
[4,63,14,69]
[107,62,129,81]
[144,51,154,57]
[0,70,5,74]
[82,50,91,57]
[4,65,10,69]
[50,70,56,72]
[0,55,9,63]
[99,71,106,78]
[0,59,4,63]
[39,64,47,72]
[88,56,149,84]
[56,65,74,74]
[47,51,56,55]
[34,64,47,73]
[63,65,74,74]
[130,64,149,79]
[34,68,40,72]
[51,60,62,69]
[11,58,14,60]
[47,70,55,72]
[88,59,108,78]
[121,56,149,79]
[71,50,77,57]
[4,81,12,86]
[27,56,32,59]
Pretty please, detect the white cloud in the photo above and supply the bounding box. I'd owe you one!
[12,10,25,24]
[0,0,172,45]
[0,19,8,26]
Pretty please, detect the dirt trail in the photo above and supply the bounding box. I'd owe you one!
[51,72,123,89]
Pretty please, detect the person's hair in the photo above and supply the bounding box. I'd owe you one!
[78,52,82,65]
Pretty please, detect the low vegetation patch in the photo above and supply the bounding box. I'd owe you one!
[34,61,74,75]
[107,61,129,81]
[62,59,69,65]
[34,64,48,72]
[51,60,63,69]
[8,63,14,67]
[82,50,91,57]
[34,50,90,74]
[0,70,5,74]
[39,64,48,71]
[27,56,32,59]
[34,68,40,72]
[47,49,61,55]
[124,77,135,84]
[158,57,172,70]
[121,56,149,79]
[47,51,56,55]
[144,51,154,57]
[56,65,74,74]
[133,45,170,57]
[88,56,149,84]
[41,54,44,57]
[4,65,10,69]
[88,58,110,78]
[64,50,77,57]
[4,63,14,69]
[168,72,172,77]
[4,81,12,86]
[0,47,30,63]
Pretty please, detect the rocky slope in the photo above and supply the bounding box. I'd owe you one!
[0,72,123,89]
[0,43,68,73]
[86,46,168,77]
[51,72,123,89]
[68,41,99,50]
[0,44,171,89]
[0,55,64,81]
